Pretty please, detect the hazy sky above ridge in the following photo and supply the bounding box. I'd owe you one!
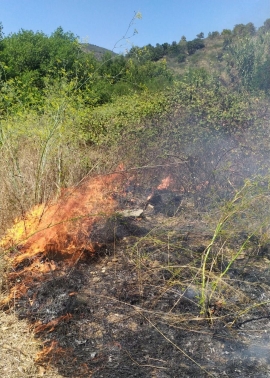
[1,0,270,53]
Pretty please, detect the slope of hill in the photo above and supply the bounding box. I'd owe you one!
[168,35,224,73]
[80,43,118,59]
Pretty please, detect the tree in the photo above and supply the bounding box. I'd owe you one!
[258,18,270,34]
[196,32,204,39]
[153,43,165,61]
[47,27,82,75]
[99,52,126,82]
[187,38,205,55]
[0,27,83,83]
[263,18,270,31]
[177,53,186,63]
[0,22,4,53]
[252,57,270,92]
[162,42,169,54]
[221,29,232,37]
[0,29,50,78]
[222,29,233,49]
[245,22,256,36]
[0,22,3,41]
[208,31,220,39]
[169,41,179,56]
[233,23,256,37]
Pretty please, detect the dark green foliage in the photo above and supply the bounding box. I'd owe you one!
[98,52,126,83]
[177,53,186,63]
[0,27,82,83]
[196,32,204,39]
[233,23,256,37]
[0,25,173,112]
[0,22,3,43]
[252,57,270,92]
[245,22,256,36]
[221,29,233,49]
[1,17,270,230]
[127,36,204,63]
[221,29,232,36]
[169,41,180,56]
[258,18,270,35]
[162,42,169,53]
[263,18,270,31]
[0,17,270,121]
[225,25,270,92]
[152,43,165,61]
[187,39,205,55]
[208,31,220,39]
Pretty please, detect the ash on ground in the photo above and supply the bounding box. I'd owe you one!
[4,187,270,378]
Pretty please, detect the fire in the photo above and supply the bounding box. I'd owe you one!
[36,340,69,366]
[34,314,72,334]
[157,175,173,190]
[0,169,189,373]
[0,173,129,373]
[0,172,125,305]
[36,340,92,375]
[0,169,186,373]
[1,173,124,255]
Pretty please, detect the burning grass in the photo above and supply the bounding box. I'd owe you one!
[0,171,131,376]
[0,172,126,306]
[1,172,124,254]
[1,169,270,377]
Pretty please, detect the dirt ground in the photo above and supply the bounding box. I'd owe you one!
[2,187,270,378]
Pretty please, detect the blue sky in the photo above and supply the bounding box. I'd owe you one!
[1,0,270,53]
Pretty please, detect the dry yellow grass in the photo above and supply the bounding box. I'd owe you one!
[0,310,63,378]
[0,250,62,378]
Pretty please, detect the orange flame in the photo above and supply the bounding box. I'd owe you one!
[34,314,72,334]
[0,171,135,373]
[36,340,93,376]
[1,173,124,255]
[0,172,126,305]
[36,340,68,365]
[157,175,173,190]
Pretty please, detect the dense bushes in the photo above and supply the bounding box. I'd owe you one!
[127,37,205,64]
[224,20,270,92]
[1,19,270,235]
[0,26,173,115]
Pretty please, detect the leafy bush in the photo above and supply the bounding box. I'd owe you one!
[187,39,205,55]
[177,53,186,63]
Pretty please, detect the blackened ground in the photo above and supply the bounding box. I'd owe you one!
[9,202,270,378]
